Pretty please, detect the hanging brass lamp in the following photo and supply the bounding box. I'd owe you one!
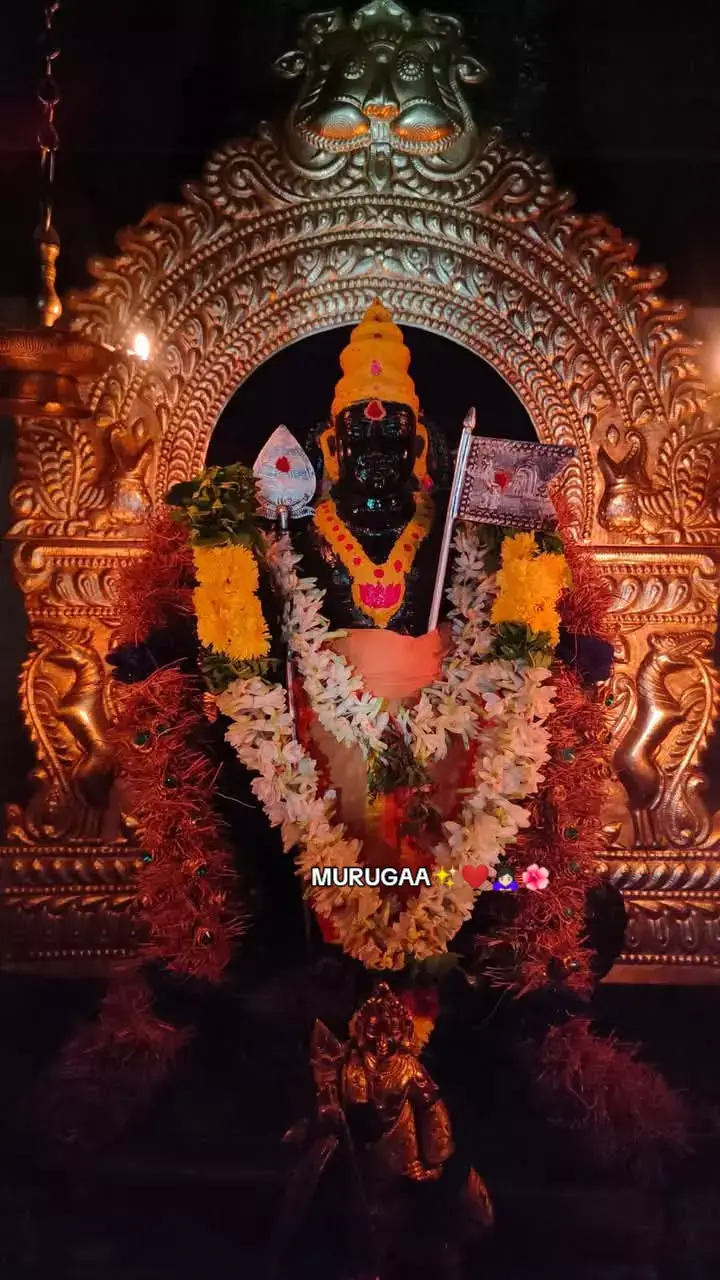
[0,1,113,420]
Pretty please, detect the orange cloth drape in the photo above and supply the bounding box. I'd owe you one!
[331,626,448,701]
[307,627,450,850]
[305,626,469,941]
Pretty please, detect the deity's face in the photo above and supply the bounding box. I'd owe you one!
[356,996,412,1061]
[334,398,416,497]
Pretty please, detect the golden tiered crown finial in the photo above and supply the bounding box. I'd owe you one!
[331,298,420,419]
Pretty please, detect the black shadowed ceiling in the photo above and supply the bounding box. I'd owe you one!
[1,0,720,310]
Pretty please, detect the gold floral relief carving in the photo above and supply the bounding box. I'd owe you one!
[613,899,720,976]
[598,423,720,544]
[14,544,140,620]
[3,0,720,971]
[58,165,713,550]
[11,416,109,536]
[0,846,144,958]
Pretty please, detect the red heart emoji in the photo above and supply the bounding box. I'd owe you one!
[462,865,489,889]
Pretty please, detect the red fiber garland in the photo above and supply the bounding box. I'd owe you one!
[113,508,194,646]
[555,493,616,638]
[111,665,243,978]
[481,505,616,995]
[537,1018,691,1175]
[481,517,689,1164]
[485,664,610,995]
[109,508,243,978]
[484,503,618,991]
[30,965,191,1152]
[39,513,241,1134]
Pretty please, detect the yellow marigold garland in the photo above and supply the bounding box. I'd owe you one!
[193,544,270,663]
[491,531,570,646]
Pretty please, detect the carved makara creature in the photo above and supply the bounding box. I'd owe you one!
[275,0,486,188]
[7,628,114,842]
[613,632,719,848]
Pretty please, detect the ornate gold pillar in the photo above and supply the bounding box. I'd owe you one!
[1,411,149,966]
[598,548,720,979]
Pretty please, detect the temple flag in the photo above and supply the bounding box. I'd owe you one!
[427,409,576,630]
[457,427,576,531]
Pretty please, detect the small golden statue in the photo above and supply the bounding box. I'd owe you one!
[268,984,491,1279]
[323,982,454,1183]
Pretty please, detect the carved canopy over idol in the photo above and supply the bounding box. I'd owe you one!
[275,0,486,187]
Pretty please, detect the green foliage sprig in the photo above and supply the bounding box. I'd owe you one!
[479,523,565,575]
[480,523,522,575]
[367,720,432,798]
[490,621,554,667]
[166,464,264,553]
[200,649,279,694]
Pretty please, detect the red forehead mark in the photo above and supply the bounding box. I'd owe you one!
[364,398,386,421]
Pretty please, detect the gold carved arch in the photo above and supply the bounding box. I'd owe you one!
[3,53,720,972]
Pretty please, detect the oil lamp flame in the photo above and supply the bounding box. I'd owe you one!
[132,332,150,361]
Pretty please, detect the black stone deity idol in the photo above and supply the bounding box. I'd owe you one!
[297,300,448,636]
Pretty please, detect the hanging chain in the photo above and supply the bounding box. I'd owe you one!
[35,1,62,326]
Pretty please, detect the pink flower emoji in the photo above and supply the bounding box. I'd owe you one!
[522,863,550,892]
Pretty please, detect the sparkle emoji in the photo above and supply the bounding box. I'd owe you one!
[434,867,455,887]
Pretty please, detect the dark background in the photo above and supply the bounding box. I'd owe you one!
[3,0,720,309]
[209,326,535,470]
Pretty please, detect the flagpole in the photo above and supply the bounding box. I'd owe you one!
[427,408,476,633]
[276,502,297,735]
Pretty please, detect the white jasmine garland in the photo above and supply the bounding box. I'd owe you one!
[216,524,556,970]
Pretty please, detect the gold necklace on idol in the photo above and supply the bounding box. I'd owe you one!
[313,490,434,628]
